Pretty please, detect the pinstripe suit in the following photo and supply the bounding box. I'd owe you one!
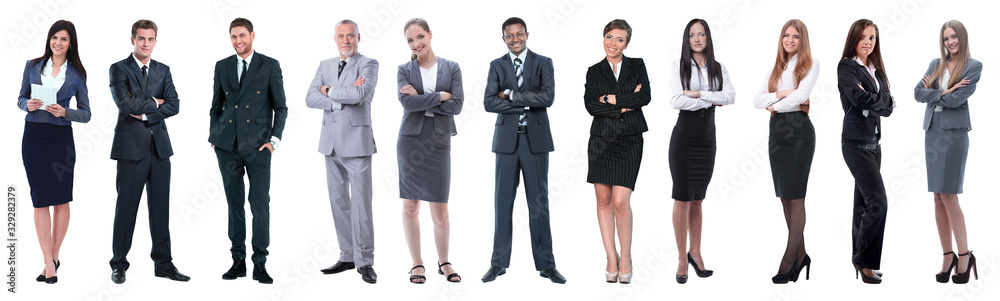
[209,51,288,265]
[583,56,650,190]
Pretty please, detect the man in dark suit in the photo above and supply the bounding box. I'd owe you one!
[482,17,564,284]
[209,17,288,284]
[108,19,189,284]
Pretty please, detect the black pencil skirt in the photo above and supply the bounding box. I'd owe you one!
[669,107,717,201]
[767,111,816,199]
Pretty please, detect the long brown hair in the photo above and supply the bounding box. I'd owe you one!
[841,19,889,92]
[768,19,812,92]
[32,20,86,81]
[404,18,430,61]
[928,20,970,89]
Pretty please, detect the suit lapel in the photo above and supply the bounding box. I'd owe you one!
[435,58,446,92]
[338,53,361,85]
[501,54,517,90]
[409,60,424,94]
[520,51,537,90]
[56,63,73,95]
[240,54,262,94]
[229,56,239,94]
[855,62,878,92]
[600,59,616,88]
[124,55,148,97]
[618,56,632,85]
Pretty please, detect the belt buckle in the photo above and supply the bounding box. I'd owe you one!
[517,125,527,134]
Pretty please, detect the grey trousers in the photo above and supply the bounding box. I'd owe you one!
[325,154,375,267]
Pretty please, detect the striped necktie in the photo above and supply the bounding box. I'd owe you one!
[514,58,527,127]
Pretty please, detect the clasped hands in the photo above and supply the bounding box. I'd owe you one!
[765,89,810,116]
[600,84,642,114]
[922,75,970,96]
[25,99,67,117]
[320,77,366,97]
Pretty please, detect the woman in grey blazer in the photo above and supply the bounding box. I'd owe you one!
[913,20,980,284]
[396,18,464,283]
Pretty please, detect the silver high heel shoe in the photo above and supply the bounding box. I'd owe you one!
[618,271,632,284]
[605,270,618,283]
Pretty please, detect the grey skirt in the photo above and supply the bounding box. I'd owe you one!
[924,113,969,194]
[397,116,452,203]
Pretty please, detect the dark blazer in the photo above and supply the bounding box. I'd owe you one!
[484,50,555,154]
[913,58,981,130]
[209,52,288,152]
[109,55,178,160]
[837,58,894,143]
[396,57,464,136]
[583,56,650,136]
[17,59,91,125]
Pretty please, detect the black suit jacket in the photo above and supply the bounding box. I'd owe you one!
[484,50,555,154]
[208,52,288,152]
[837,58,894,143]
[109,54,178,160]
[584,56,650,136]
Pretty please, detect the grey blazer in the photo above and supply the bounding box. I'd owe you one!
[914,58,981,130]
[396,57,464,136]
[305,52,378,157]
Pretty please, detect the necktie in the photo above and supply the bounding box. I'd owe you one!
[514,58,527,127]
[239,59,248,88]
[338,60,347,78]
[141,65,148,87]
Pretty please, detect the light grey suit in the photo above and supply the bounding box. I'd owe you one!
[305,52,378,266]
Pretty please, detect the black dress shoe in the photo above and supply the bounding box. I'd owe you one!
[111,269,126,284]
[223,258,247,280]
[539,267,566,284]
[481,266,506,283]
[253,264,273,284]
[358,265,377,284]
[320,261,355,274]
[155,267,191,282]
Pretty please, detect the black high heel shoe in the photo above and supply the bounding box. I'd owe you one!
[936,251,958,283]
[791,254,811,282]
[36,260,59,282]
[687,253,713,278]
[772,258,800,284]
[952,251,978,284]
[854,263,882,284]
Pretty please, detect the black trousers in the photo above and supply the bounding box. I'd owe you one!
[841,142,887,270]
[491,133,555,271]
[215,147,272,265]
[111,140,174,273]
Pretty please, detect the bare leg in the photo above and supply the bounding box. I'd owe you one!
[595,184,618,273]
[673,201,690,276]
[402,199,424,283]
[429,202,459,281]
[34,207,55,277]
[933,193,954,272]
[940,193,970,273]
[51,203,70,264]
[688,200,708,270]
[611,186,633,274]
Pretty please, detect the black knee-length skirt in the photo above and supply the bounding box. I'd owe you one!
[587,134,644,190]
[22,121,75,208]
[767,111,815,199]
[669,107,716,201]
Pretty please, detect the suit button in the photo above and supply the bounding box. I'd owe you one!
[257,91,260,94]
[234,105,238,108]
[246,105,250,108]
[247,119,250,123]
[225,91,229,95]
[229,120,232,123]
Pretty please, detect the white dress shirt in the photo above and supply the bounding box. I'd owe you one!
[668,59,736,110]
[753,54,820,113]
[40,59,67,90]
[420,61,438,117]
[237,50,255,81]
[608,60,623,81]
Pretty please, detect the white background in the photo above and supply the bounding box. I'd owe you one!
[2,0,997,300]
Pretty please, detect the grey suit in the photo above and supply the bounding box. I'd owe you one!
[305,52,378,267]
[913,58,981,194]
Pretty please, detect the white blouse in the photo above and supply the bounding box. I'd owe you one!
[668,59,736,111]
[753,54,820,113]
[41,60,67,90]
[420,61,438,117]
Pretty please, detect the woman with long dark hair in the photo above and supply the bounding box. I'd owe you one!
[666,18,734,284]
[752,19,819,284]
[16,20,91,284]
[913,20,980,284]
[837,19,894,284]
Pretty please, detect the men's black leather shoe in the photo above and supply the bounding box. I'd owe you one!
[253,264,274,284]
[155,267,191,282]
[111,269,126,284]
[320,261,355,274]
[481,266,506,283]
[222,258,247,280]
[540,267,566,284]
[358,265,377,284]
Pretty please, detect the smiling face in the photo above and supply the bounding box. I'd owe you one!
[131,28,156,61]
[49,30,70,57]
[689,22,707,53]
[942,26,959,56]
[855,25,877,60]
[503,23,528,56]
[782,25,799,56]
[603,28,628,59]
[335,23,359,58]
[230,26,255,58]
[404,24,431,58]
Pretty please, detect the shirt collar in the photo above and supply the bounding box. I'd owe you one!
[132,53,149,69]
[509,49,528,65]
[239,50,255,65]
[853,56,876,72]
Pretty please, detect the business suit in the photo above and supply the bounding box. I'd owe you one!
[108,54,179,273]
[914,58,981,194]
[837,57,893,270]
[395,57,463,202]
[483,50,555,271]
[583,56,650,190]
[209,51,288,265]
[305,52,379,267]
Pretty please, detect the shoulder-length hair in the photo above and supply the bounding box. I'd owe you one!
[841,19,888,91]
[928,20,970,89]
[32,20,86,80]
[680,19,723,91]
[768,19,812,92]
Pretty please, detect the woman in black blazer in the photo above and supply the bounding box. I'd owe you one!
[16,20,91,284]
[837,19,894,284]
[583,19,650,284]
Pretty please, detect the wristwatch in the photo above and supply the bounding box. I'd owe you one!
[325,87,331,94]
[603,95,608,103]
[503,89,512,99]
[269,139,279,150]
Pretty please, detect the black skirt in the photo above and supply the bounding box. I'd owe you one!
[587,134,644,190]
[669,107,716,201]
[22,121,75,208]
[767,111,815,199]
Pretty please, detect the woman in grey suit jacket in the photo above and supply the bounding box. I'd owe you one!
[913,20,980,284]
[396,18,464,283]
